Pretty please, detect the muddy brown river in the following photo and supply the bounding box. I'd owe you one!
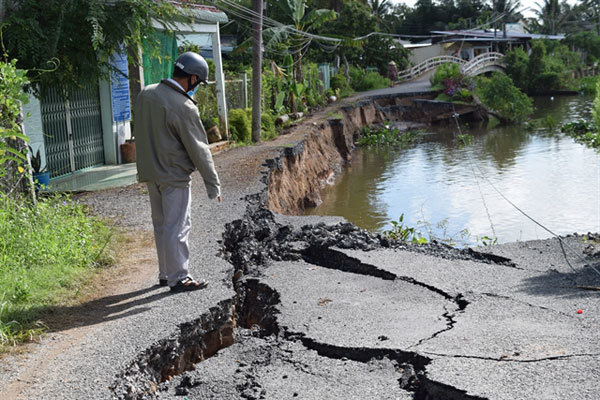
[305,95,600,245]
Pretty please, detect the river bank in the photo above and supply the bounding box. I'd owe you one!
[1,82,599,400]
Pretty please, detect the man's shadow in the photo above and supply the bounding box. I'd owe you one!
[10,285,172,333]
[517,264,600,299]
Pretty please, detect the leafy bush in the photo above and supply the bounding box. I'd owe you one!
[349,67,390,92]
[503,47,529,91]
[579,76,599,95]
[505,40,579,92]
[565,31,600,65]
[261,111,277,140]
[1,59,30,193]
[228,108,251,143]
[475,73,533,123]
[330,72,347,90]
[430,63,461,88]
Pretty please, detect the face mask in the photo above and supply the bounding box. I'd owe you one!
[187,84,199,98]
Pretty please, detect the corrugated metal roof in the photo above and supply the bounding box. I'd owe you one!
[431,30,564,40]
[169,1,229,23]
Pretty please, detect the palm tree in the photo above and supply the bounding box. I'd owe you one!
[579,0,600,34]
[368,0,391,29]
[491,0,523,39]
[534,0,570,34]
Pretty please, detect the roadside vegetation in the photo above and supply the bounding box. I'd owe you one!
[430,62,533,123]
[0,56,115,349]
[0,195,114,348]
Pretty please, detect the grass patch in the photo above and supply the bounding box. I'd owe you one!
[0,194,114,349]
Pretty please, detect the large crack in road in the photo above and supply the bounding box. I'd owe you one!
[110,198,581,399]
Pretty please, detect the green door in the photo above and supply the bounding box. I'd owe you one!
[40,85,105,178]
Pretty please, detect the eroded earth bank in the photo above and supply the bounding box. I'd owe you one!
[111,92,600,400]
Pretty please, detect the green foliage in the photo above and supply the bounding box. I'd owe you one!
[561,119,600,149]
[561,120,600,148]
[358,124,418,147]
[383,214,428,244]
[431,63,473,102]
[564,31,600,65]
[475,73,533,123]
[503,47,529,91]
[578,76,599,95]
[228,108,252,143]
[504,40,580,93]
[0,194,113,347]
[349,67,390,92]
[330,72,347,91]
[430,63,461,88]
[261,111,278,141]
[0,59,30,182]
[594,78,600,129]
[3,0,177,93]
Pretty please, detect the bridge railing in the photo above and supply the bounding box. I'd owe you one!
[398,52,505,81]
[397,55,465,81]
[461,52,505,76]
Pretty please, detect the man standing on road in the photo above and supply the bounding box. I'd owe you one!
[134,52,221,292]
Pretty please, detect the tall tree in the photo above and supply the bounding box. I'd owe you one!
[2,0,177,93]
[368,0,391,29]
[533,0,570,34]
[263,0,337,82]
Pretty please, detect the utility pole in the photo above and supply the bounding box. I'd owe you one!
[251,0,263,143]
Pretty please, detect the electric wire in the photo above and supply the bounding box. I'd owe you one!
[450,104,600,278]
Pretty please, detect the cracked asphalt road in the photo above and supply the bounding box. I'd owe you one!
[2,81,599,399]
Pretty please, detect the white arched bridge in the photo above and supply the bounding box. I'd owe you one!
[397,52,506,81]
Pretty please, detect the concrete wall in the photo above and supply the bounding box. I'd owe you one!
[409,44,443,65]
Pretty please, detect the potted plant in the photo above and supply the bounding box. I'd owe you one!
[202,116,221,143]
[28,145,50,190]
[120,137,136,163]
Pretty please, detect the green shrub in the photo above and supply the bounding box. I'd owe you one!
[503,47,529,91]
[579,76,599,95]
[430,63,461,88]
[349,67,390,92]
[475,73,533,123]
[228,108,251,143]
[261,111,277,140]
[331,72,347,90]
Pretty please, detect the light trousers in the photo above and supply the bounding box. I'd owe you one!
[147,182,192,286]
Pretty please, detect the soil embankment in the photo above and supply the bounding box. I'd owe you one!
[267,91,487,215]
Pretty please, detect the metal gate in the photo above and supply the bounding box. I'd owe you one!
[40,85,105,178]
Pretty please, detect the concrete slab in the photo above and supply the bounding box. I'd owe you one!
[425,355,600,400]
[263,260,454,349]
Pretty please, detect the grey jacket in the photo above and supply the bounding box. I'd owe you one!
[134,80,221,198]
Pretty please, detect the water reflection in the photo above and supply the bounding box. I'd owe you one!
[305,95,600,245]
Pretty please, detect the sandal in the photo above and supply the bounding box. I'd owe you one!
[170,277,208,292]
